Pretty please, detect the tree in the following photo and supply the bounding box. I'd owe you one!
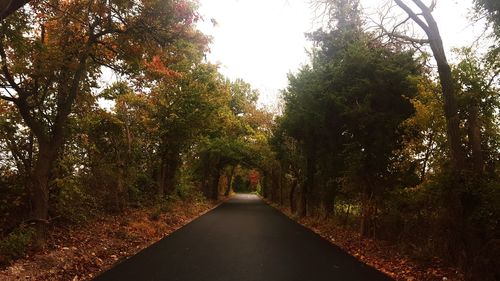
[193,78,273,200]
[391,0,466,170]
[276,0,419,230]
[0,0,202,246]
[452,48,499,173]
[153,63,223,197]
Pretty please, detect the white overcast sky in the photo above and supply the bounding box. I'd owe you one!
[196,0,485,107]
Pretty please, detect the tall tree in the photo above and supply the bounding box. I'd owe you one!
[0,0,202,245]
[393,0,466,170]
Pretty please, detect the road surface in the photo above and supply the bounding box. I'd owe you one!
[93,194,392,281]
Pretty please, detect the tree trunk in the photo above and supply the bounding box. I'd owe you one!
[299,143,316,218]
[279,171,284,206]
[201,158,211,198]
[343,204,351,225]
[359,184,374,237]
[157,150,180,198]
[209,160,224,201]
[157,157,167,198]
[273,165,282,203]
[290,178,297,213]
[270,168,276,202]
[395,0,466,170]
[324,182,336,217]
[299,182,307,218]
[392,2,471,266]
[211,171,221,200]
[115,162,127,211]
[434,53,466,170]
[224,165,236,196]
[261,171,269,198]
[30,144,56,248]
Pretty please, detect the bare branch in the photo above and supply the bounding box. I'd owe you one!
[394,0,430,34]
[0,92,16,102]
[485,69,500,89]
[412,0,432,13]
[0,95,15,102]
[389,32,429,44]
[393,16,412,31]
[429,0,437,12]
[375,18,430,44]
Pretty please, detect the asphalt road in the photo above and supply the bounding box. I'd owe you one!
[93,194,393,281]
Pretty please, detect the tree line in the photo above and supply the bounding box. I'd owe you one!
[262,1,499,280]
[0,0,499,280]
[0,0,272,259]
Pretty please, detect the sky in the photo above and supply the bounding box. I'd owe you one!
[196,0,485,107]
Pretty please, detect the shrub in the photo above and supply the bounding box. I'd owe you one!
[0,226,34,265]
[52,176,96,224]
[175,169,206,202]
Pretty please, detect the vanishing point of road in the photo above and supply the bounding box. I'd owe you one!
[93,194,393,281]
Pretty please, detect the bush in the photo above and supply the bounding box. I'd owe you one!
[158,196,178,213]
[52,176,96,224]
[175,169,206,202]
[255,183,262,196]
[0,226,34,265]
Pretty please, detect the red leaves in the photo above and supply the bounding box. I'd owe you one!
[248,169,260,186]
[173,1,199,25]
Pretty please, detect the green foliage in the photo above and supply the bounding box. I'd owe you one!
[0,226,34,264]
[0,0,280,272]
[277,24,419,217]
[0,0,213,247]
[474,0,500,38]
[254,183,263,196]
[52,175,96,224]
[268,1,500,277]
[175,167,206,202]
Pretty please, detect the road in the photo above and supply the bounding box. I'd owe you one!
[93,194,393,281]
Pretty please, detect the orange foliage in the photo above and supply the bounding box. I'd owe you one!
[144,55,182,79]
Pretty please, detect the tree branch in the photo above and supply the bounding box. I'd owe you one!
[412,0,433,13]
[51,53,88,146]
[377,20,430,44]
[0,41,26,97]
[0,0,31,21]
[485,69,500,89]
[0,40,49,142]
[394,0,431,35]
[0,93,16,102]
